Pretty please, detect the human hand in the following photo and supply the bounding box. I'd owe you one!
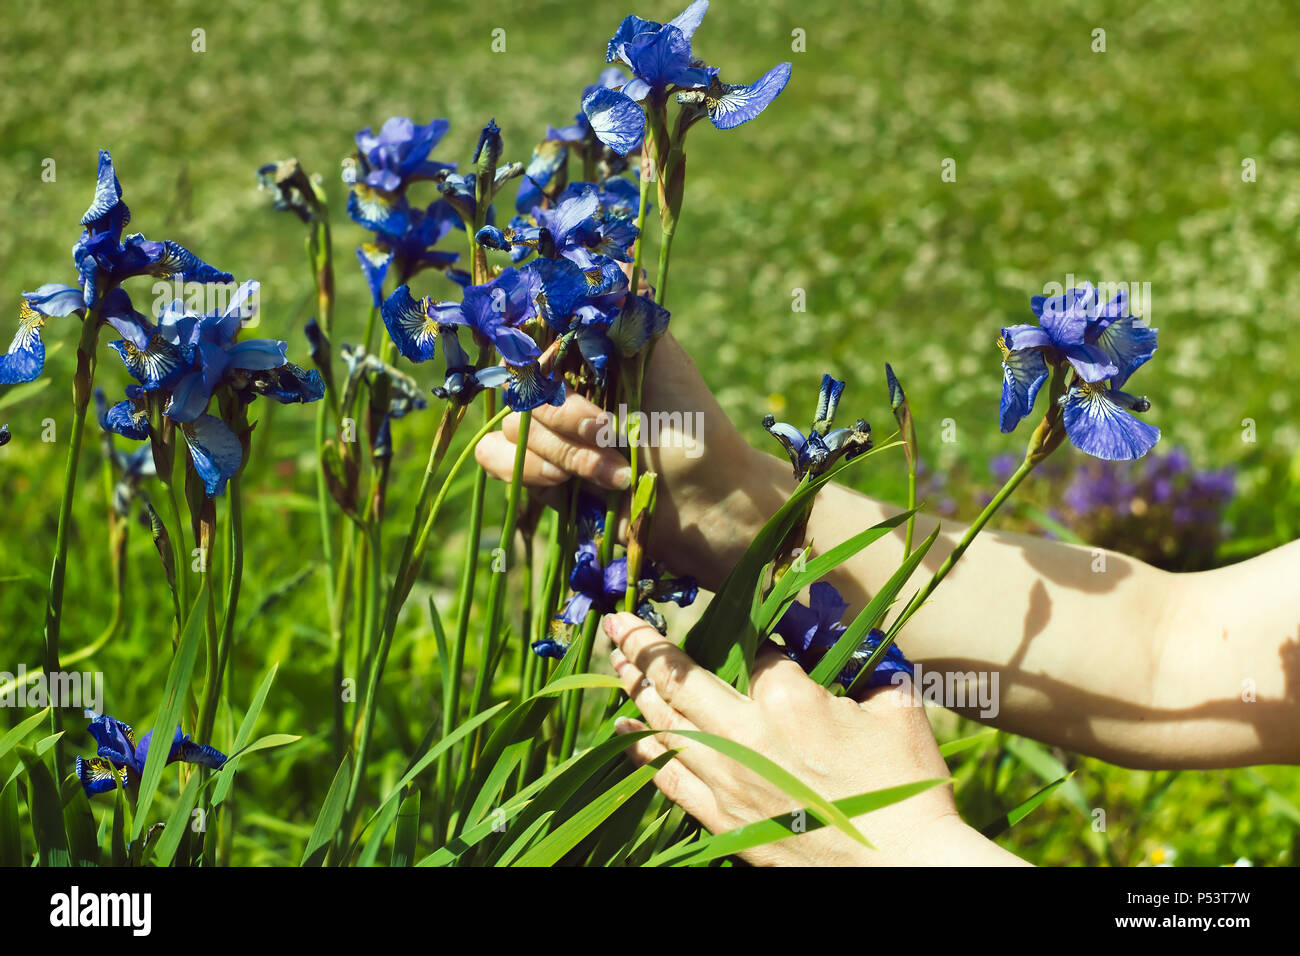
[474,333,787,588]
[602,612,1027,866]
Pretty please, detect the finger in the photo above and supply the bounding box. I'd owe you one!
[501,415,631,490]
[475,432,570,486]
[610,645,686,737]
[527,393,611,444]
[604,613,749,728]
[614,716,721,828]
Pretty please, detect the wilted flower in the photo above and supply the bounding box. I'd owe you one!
[763,374,872,480]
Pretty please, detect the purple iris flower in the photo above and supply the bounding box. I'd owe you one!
[1000,283,1160,461]
[74,711,226,797]
[354,117,455,194]
[553,542,697,634]
[73,151,232,310]
[775,582,914,689]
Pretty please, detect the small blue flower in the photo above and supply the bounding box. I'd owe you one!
[181,413,245,497]
[556,541,696,632]
[75,710,227,797]
[763,374,872,479]
[775,582,913,689]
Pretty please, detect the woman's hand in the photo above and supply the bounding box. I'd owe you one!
[475,333,789,589]
[602,612,1027,866]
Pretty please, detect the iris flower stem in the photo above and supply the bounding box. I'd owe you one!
[629,166,652,299]
[43,309,102,768]
[442,440,489,821]
[465,412,531,758]
[343,402,488,821]
[198,470,243,746]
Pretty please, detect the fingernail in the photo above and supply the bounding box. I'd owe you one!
[610,465,632,490]
[613,716,634,735]
[603,614,624,643]
[577,413,608,444]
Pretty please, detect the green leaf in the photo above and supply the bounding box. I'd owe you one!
[1,732,62,794]
[63,787,101,867]
[487,729,659,867]
[650,779,945,866]
[980,772,1074,838]
[357,792,402,867]
[212,664,281,807]
[150,769,205,866]
[811,525,938,687]
[134,583,208,840]
[939,729,998,759]
[302,753,352,866]
[0,706,52,764]
[391,790,420,867]
[0,781,23,867]
[513,751,677,867]
[354,701,510,848]
[17,746,69,867]
[1002,735,1090,815]
[757,509,916,630]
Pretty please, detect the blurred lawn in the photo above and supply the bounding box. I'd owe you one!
[2,0,1298,865]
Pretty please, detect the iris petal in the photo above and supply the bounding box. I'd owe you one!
[381,284,439,363]
[183,414,244,497]
[706,62,792,130]
[999,345,1048,433]
[582,87,646,156]
[1062,384,1161,461]
[1092,313,1158,388]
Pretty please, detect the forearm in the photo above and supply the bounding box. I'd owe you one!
[662,441,1300,768]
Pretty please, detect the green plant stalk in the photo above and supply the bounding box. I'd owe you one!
[846,364,1070,695]
[439,455,488,831]
[197,470,243,745]
[465,412,532,747]
[43,308,102,766]
[345,403,490,821]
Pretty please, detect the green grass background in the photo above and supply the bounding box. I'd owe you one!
[2,0,1299,865]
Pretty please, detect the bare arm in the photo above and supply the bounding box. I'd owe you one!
[479,333,1300,768]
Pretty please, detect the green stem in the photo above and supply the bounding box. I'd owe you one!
[465,412,531,743]
[43,310,102,767]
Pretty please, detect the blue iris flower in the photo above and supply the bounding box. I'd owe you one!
[607,2,711,100]
[775,582,914,689]
[763,374,873,480]
[353,117,455,194]
[73,151,232,310]
[350,195,462,307]
[74,710,227,797]
[551,541,697,634]
[1000,283,1160,460]
[103,282,322,496]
